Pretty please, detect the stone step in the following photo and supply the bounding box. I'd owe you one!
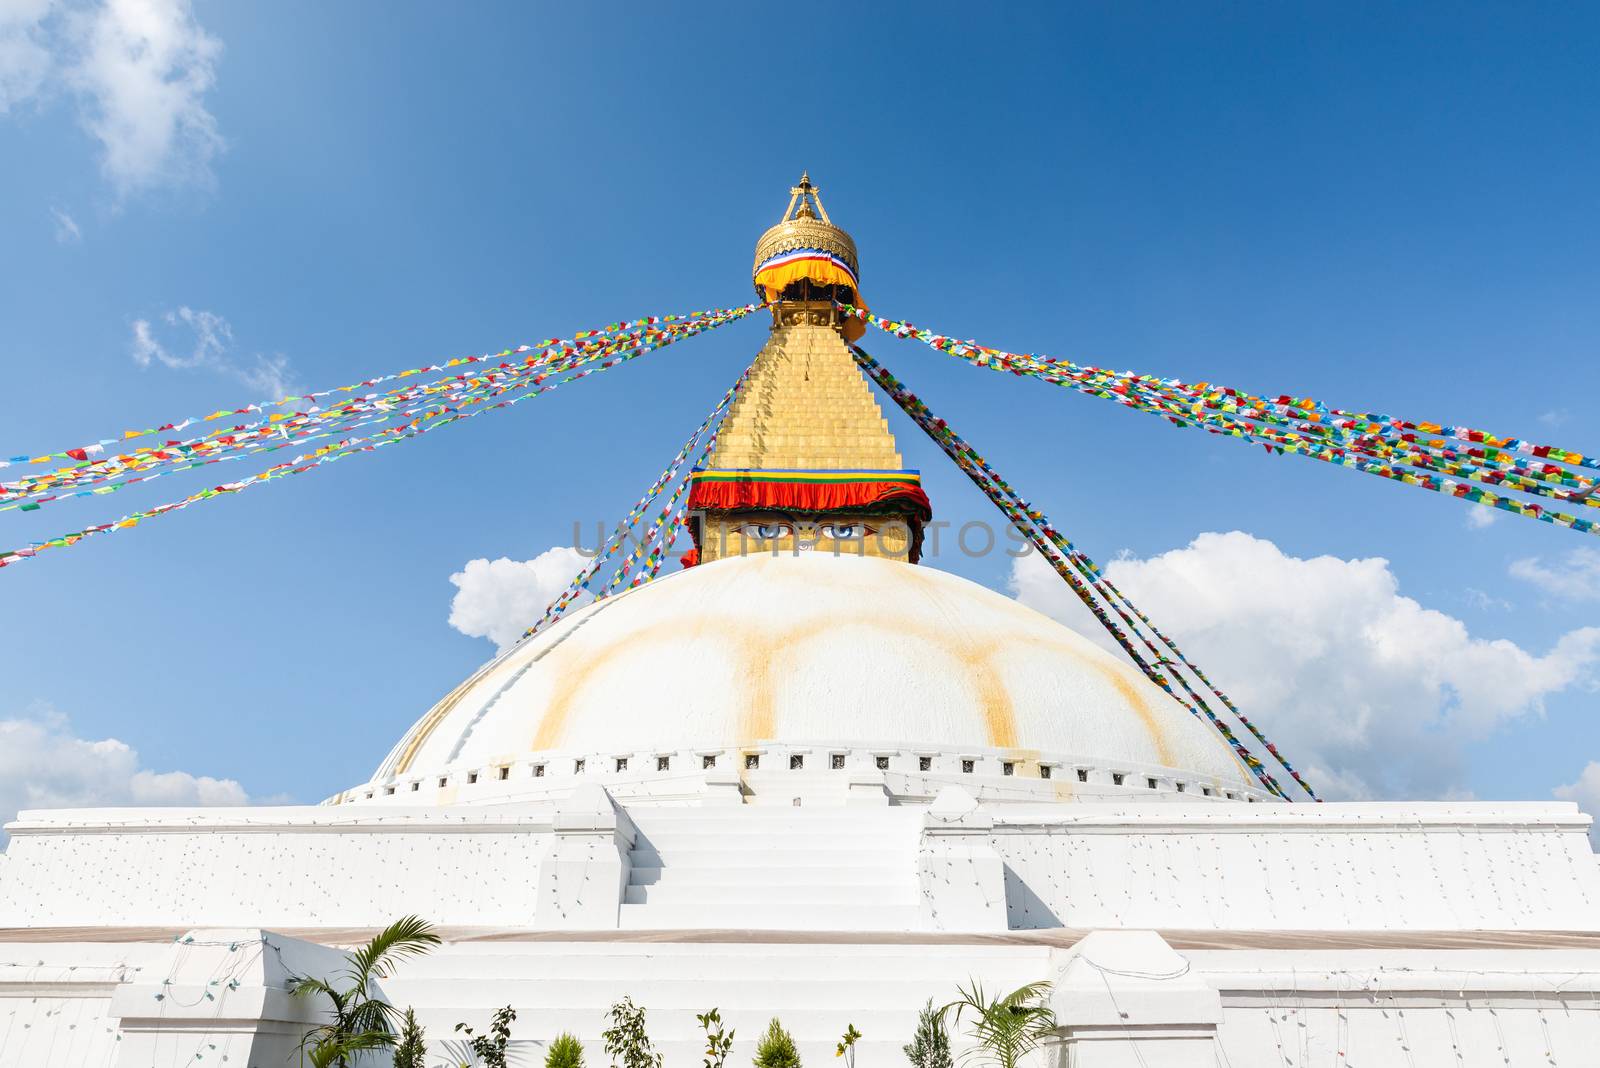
[386,973,1035,1008]
[617,903,922,931]
[629,823,918,839]
[627,810,919,825]
[397,949,1036,970]
[623,884,918,907]
[628,833,917,850]
[626,852,913,871]
[627,865,913,888]
[394,960,1038,985]
[627,830,918,846]
[396,942,1041,977]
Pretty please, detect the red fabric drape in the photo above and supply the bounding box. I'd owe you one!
[687,479,932,520]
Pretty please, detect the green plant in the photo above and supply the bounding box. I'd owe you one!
[393,1007,427,1068]
[835,1023,862,1068]
[290,915,441,1068]
[939,981,1055,1068]
[754,1017,800,1068]
[904,999,952,1068]
[602,996,662,1068]
[456,1005,516,1068]
[546,1032,586,1068]
[698,1008,735,1068]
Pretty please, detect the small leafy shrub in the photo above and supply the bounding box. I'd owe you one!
[393,1007,427,1068]
[456,1004,516,1068]
[836,1023,862,1068]
[754,1017,800,1068]
[602,996,663,1068]
[698,1007,735,1068]
[904,999,951,1068]
[547,1032,586,1068]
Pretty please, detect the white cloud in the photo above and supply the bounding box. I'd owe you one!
[1539,410,1569,429]
[1462,587,1509,612]
[1554,763,1600,846]
[1010,531,1600,800]
[66,0,222,195]
[448,548,591,651]
[0,0,55,113]
[1509,548,1600,602]
[49,203,80,241]
[0,703,247,840]
[1465,505,1497,530]
[130,306,299,398]
[0,0,223,194]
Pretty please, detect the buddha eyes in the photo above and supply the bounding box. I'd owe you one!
[736,521,880,542]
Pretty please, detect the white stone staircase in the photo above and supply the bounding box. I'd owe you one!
[619,807,924,931]
[381,939,1051,1068]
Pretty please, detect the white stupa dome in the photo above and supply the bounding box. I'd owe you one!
[364,553,1255,796]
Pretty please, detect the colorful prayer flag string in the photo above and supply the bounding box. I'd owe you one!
[840,304,1599,538]
[3,306,757,513]
[0,304,760,570]
[853,342,1313,801]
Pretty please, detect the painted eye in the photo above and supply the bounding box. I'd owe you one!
[740,523,791,540]
[819,523,873,540]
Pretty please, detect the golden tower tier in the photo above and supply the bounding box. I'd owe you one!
[687,175,931,564]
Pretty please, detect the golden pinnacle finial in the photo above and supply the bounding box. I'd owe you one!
[781,171,831,225]
[754,172,859,295]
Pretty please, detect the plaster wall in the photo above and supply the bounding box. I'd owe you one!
[990,802,1600,931]
[1203,949,1600,1067]
[0,807,555,929]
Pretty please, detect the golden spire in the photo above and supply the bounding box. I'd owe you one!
[685,175,928,566]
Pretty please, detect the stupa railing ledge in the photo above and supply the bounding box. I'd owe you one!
[2,805,559,836]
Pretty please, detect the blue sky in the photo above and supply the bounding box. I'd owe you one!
[1,2,1597,815]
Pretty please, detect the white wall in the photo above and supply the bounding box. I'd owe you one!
[2,798,1595,932]
[991,801,1600,931]
[0,806,555,928]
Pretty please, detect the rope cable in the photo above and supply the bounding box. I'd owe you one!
[517,361,755,642]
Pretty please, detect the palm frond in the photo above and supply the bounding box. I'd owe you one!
[347,915,441,983]
[346,996,399,1038]
[939,979,1056,1068]
[994,981,1051,1011]
[290,976,342,1005]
